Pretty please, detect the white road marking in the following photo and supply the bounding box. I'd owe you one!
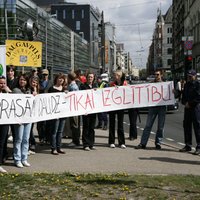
[177,142,185,146]
[166,138,174,141]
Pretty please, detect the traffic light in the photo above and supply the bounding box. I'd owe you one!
[185,55,193,70]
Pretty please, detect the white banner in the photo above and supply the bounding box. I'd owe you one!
[0,45,7,77]
[0,81,174,124]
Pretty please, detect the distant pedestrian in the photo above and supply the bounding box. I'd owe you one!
[179,69,200,155]
[135,70,166,150]
[176,78,185,102]
[95,73,109,130]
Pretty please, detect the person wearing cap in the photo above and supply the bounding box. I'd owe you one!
[39,69,52,93]
[179,69,200,155]
[37,69,53,144]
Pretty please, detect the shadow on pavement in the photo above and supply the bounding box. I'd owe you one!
[139,156,200,165]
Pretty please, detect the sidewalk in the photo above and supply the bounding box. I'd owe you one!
[4,128,200,175]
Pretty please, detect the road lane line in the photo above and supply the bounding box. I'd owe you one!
[177,142,185,146]
[166,138,174,141]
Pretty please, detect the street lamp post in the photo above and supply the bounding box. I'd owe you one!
[4,0,8,39]
[45,14,57,70]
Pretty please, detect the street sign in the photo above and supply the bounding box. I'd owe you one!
[184,40,193,50]
[187,50,192,55]
[182,36,187,41]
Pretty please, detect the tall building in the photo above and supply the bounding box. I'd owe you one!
[172,0,185,78]
[0,0,90,75]
[116,43,125,70]
[50,2,102,71]
[147,6,173,78]
[104,22,116,74]
[184,0,200,74]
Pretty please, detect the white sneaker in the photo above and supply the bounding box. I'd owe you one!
[120,144,126,149]
[0,166,7,173]
[89,146,96,150]
[16,162,23,168]
[28,150,36,155]
[8,135,13,142]
[110,144,115,148]
[22,161,31,167]
[84,147,90,151]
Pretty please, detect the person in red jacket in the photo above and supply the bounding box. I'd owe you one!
[109,70,127,149]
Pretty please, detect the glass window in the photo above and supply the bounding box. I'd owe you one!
[81,9,84,19]
[76,21,80,30]
[72,10,74,19]
[167,48,172,54]
[63,9,66,19]
[167,59,172,65]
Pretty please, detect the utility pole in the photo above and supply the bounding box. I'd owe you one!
[101,11,105,73]
[4,0,8,39]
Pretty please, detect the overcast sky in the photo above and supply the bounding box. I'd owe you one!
[68,0,172,69]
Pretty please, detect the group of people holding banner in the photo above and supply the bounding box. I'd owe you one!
[1,66,200,173]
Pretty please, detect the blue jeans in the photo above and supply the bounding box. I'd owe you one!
[51,118,66,150]
[141,106,166,146]
[14,123,32,163]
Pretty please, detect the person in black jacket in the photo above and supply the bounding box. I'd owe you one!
[80,71,98,151]
[0,75,10,173]
[179,69,200,155]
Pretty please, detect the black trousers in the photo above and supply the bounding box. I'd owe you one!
[70,116,81,145]
[97,112,108,126]
[128,108,138,139]
[109,110,125,145]
[0,125,9,165]
[82,114,96,148]
[183,104,200,149]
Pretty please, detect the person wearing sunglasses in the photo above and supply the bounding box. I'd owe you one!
[136,70,166,150]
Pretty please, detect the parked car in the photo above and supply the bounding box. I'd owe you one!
[124,99,179,114]
[138,99,179,113]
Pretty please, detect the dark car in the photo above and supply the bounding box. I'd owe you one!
[124,100,179,114]
[166,99,179,111]
[137,99,179,113]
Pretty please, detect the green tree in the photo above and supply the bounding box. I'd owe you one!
[139,69,147,80]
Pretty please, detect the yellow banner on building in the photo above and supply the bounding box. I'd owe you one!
[6,40,42,67]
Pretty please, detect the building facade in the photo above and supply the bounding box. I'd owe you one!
[0,0,89,76]
[50,3,101,71]
[104,22,116,74]
[147,6,173,78]
[184,0,200,73]
[172,0,185,78]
